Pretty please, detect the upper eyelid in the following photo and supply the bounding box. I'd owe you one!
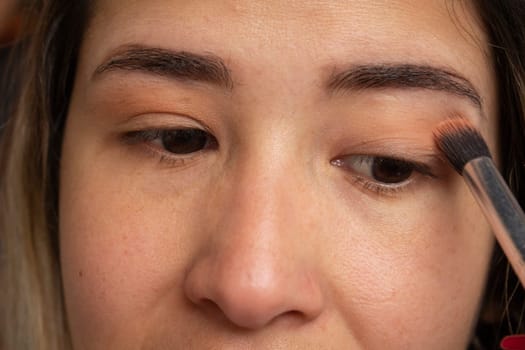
[123,127,213,142]
[115,113,216,134]
[332,154,437,177]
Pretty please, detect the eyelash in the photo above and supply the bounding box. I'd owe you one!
[121,128,217,167]
[122,128,437,197]
[330,155,437,197]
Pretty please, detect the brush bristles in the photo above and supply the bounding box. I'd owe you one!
[433,118,492,173]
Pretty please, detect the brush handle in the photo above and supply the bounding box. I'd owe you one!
[464,157,525,286]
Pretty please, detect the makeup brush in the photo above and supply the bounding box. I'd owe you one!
[433,118,525,286]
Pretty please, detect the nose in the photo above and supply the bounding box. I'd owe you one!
[183,161,325,330]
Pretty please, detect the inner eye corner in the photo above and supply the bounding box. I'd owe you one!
[330,157,344,167]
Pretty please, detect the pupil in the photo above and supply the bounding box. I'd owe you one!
[371,158,413,183]
[161,129,209,154]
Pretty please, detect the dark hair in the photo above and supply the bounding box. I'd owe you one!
[469,1,525,348]
[0,1,524,349]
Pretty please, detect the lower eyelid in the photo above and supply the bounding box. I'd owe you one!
[352,174,414,197]
[136,141,201,167]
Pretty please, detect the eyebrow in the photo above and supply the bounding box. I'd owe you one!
[93,45,483,111]
[326,63,482,110]
[93,45,234,89]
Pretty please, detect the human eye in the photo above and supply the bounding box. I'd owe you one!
[122,127,218,166]
[330,154,436,196]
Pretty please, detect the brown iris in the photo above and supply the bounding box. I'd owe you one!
[371,158,413,183]
[161,129,212,154]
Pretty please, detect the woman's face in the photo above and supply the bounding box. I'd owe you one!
[60,1,498,349]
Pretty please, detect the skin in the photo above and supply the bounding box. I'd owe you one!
[60,1,499,349]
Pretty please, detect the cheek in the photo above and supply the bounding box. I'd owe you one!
[59,115,494,349]
[327,180,494,348]
[59,149,206,347]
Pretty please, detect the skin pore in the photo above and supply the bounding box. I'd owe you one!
[59,1,498,349]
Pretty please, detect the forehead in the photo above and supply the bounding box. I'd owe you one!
[87,0,486,51]
[80,0,495,119]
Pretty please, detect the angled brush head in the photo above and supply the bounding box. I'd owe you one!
[433,118,492,173]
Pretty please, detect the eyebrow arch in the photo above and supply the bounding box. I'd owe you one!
[326,63,483,110]
[93,45,234,89]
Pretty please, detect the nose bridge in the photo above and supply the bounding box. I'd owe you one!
[227,150,293,242]
[183,131,325,329]
[213,142,300,290]
[222,108,307,244]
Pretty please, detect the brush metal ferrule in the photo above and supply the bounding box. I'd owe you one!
[463,156,525,285]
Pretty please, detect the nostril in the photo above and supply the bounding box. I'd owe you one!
[183,245,325,330]
[194,297,307,330]
[272,310,308,326]
[185,266,325,329]
[197,298,220,311]
[208,287,314,330]
[192,298,232,323]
